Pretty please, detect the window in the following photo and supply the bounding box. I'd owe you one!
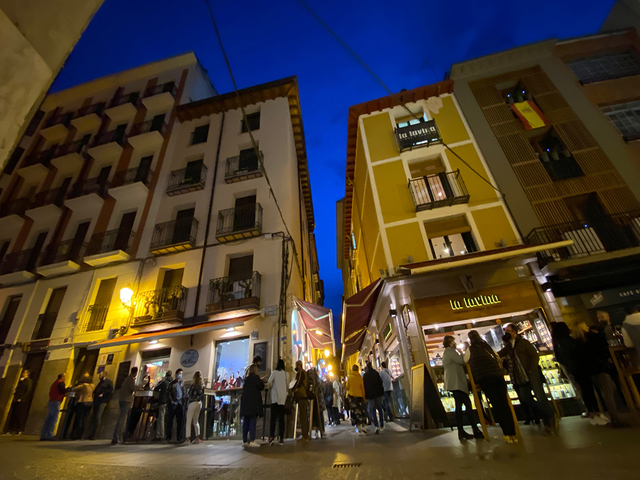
[214,337,250,389]
[601,100,640,142]
[424,216,477,259]
[501,81,547,130]
[0,296,21,344]
[85,278,116,332]
[191,124,209,145]
[503,81,533,104]
[531,130,584,181]
[241,112,260,133]
[140,348,171,387]
[4,148,24,175]
[567,50,640,84]
[396,112,427,129]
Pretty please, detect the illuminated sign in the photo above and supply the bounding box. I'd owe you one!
[450,294,501,311]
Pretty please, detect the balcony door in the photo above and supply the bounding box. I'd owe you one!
[54,177,72,205]
[0,296,21,344]
[69,221,90,262]
[162,268,184,289]
[228,255,253,299]
[184,159,203,184]
[565,194,621,252]
[173,208,195,244]
[86,278,116,332]
[97,165,111,195]
[27,231,48,271]
[150,114,165,132]
[239,148,259,172]
[33,286,66,340]
[134,155,153,184]
[233,195,256,232]
[114,211,136,252]
[162,268,184,312]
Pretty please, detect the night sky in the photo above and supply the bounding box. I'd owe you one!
[51,0,616,341]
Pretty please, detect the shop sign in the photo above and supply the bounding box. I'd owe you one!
[180,349,199,368]
[581,284,640,310]
[395,120,441,151]
[450,294,501,311]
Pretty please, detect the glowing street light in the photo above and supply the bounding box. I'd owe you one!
[324,348,330,357]
[120,285,134,311]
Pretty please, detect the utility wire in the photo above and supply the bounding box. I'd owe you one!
[299,0,505,196]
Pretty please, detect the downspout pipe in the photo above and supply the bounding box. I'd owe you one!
[193,112,226,319]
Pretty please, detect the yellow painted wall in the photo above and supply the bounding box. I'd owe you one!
[386,222,429,267]
[363,113,399,162]
[471,206,520,249]
[354,130,367,209]
[372,160,415,224]
[371,235,388,280]
[356,241,372,287]
[431,96,470,145]
[361,178,379,262]
[444,143,498,206]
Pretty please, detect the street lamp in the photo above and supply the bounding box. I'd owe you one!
[120,284,134,312]
[324,348,330,358]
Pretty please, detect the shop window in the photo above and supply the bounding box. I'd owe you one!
[213,337,250,389]
[530,130,583,181]
[424,216,477,259]
[501,81,548,130]
[141,348,171,387]
[241,112,260,133]
[191,124,209,145]
[601,100,640,142]
[567,50,640,84]
[0,296,21,344]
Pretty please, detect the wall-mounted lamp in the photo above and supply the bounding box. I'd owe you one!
[149,340,158,345]
[389,309,397,318]
[225,327,235,332]
[120,284,134,312]
[316,329,323,335]
[324,349,330,357]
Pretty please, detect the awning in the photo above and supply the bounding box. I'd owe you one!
[87,316,254,350]
[342,279,382,343]
[341,328,366,362]
[294,298,335,354]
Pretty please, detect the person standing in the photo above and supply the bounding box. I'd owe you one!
[291,360,309,441]
[443,336,483,441]
[267,359,289,445]
[464,330,517,443]
[379,361,395,422]
[346,364,367,435]
[166,368,185,443]
[332,376,342,425]
[185,371,205,444]
[5,369,32,435]
[323,379,335,426]
[111,367,138,445]
[363,362,385,434]
[71,374,95,440]
[87,371,113,440]
[40,373,69,440]
[622,306,640,365]
[153,370,172,441]
[241,363,264,447]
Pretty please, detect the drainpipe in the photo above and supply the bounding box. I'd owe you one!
[193,112,225,319]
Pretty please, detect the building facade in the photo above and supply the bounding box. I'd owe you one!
[0,55,324,438]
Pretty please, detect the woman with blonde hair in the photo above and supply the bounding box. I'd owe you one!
[186,371,205,444]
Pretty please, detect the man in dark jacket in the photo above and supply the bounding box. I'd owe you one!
[290,361,309,440]
[363,362,385,434]
[153,370,172,440]
[5,369,32,435]
[166,368,184,443]
[87,371,113,439]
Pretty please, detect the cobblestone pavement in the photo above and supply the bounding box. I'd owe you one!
[1,417,638,480]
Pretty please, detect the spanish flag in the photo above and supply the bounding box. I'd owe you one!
[510,101,548,130]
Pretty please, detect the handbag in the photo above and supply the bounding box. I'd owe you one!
[284,392,294,415]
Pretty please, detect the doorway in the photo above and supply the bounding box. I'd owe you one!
[172,208,195,244]
[19,352,47,429]
[114,211,136,252]
[233,195,256,231]
[565,194,622,252]
[33,287,66,340]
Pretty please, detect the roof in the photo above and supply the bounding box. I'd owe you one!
[342,80,454,258]
[176,76,315,230]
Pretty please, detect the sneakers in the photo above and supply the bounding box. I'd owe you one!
[375,428,380,435]
[3,432,11,436]
[279,439,284,445]
[191,438,202,444]
[242,442,249,448]
[269,438,275,446]
[247,441,260,448]
[380,425,385,431]
[590,414,610,426]
[358,431,366,436]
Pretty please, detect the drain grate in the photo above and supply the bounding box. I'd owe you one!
[332,462,362,469]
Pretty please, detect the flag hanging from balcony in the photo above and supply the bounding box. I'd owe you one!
[510,101,548,130]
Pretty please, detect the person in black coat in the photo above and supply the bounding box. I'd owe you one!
[153,371,172,440]
[87,371,114,439]
[363,362,385,433]
[240,364,264,447]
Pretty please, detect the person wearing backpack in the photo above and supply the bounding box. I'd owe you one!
[153,370,172,440]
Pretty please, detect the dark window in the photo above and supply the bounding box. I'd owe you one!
[241,112,260,133]
[601,100,640,142]
[531,130,584,181]
[0,296,21,344]
[191,124,209,145]
[567,50,640,84]
[0,240,10,263]
[173,208,195,244]
[5,147,25,175]
[184,159,204,183]
[234,195,256,231]
[150,114,165,132]
[25,110,45,136]
[33,287,67,340]
[228,255,253,283]
[162,268,184,288]
[114,211,136,251]
[238,148,259,171]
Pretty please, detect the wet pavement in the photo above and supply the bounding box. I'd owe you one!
[1,417,638,479]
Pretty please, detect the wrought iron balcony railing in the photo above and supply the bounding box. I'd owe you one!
[68,177,110,199]
[166,164,207,196]
[207,272,261,313]
[0,249,38,275]
[86,229,136,256]
[31,187,67,209]
[91,129,127,148]
[144,81,177,97]
[0,197,32,218]
[408,170,470,211]
[39,240,87,266]
[109,91,140,108]
[22,147,56,168]
[539,155,584,181]
[225,152,263,182]
[216,204,262,239]
[74,102,105,119]
[150,218,198,253]
[129,119,167,137]
[81,304,110,333]
[111,166,154,188]
[132,286,188,325]
[52,138,90,159]
[44,112,72,129]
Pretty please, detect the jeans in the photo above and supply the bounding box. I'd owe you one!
[591,373,622,423]
[383,391,394,421]
[72,402,92,439]
[87,402,108,439]
[296,398,309,439]
[155,403,167,439]
[270,403,285,441]
[367,396,385,429]
[166,402,184,442]
[186,401,202,439]
[479,377,515,436]
[112,401,131,443]
[451,390,479,434]
[527,376,555,425]
[242,415,257,443]
[40,401,61,440]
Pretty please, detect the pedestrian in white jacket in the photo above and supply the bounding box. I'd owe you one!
[267,359,289,445]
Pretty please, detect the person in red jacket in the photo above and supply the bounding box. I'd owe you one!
[40,373,69,440]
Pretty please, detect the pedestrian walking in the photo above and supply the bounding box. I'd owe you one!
[267,359,289,445]
[379,361,395,422]
[323,378,335,425]
[363,362,385,434]
[153,370,172,440]
[71,374,95,439]
[4,369,32,435]
[40,373,69,440]
[291,360,309,441]
[112,367,138,444]
[346,364,367,435]
[442,336,483,441]
[332,377,342,425]
[166,368,185,443]
[241,363,264,448]
[186,371,205,444]
[87,371,113,440]
[464,330,517,443]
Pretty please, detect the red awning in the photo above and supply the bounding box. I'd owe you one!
[342,279,382,342]
[342,328,366,361]
[295,298,334,353]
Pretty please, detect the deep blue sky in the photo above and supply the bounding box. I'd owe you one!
[52,0,615,342]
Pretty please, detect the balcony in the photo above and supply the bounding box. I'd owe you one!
[150,218,198,255]
[105,92,140,122]
[526,210,640,268]
[110,166,154,202]
[216,204,263,243]
[25,187,66,222]
[0,197,31,219]
[88,129,127,161]
[50,138,89,175]
[40,112,72,142]
[128,119,166,151]
[408,170,470,212]
[166,164,207,196]
[132,285,188,331]
[80,304,109,333]
[0,249,38,286]
[142,82,176,112]
[395,119,441,151]
[66,177,109,212]
[225,153,263,183]
[206,272,261,316]
[71,102,105,132]
[539,155,584,181]
[36,240,86,277]
[17,148,55,183]
[84,229,136,266]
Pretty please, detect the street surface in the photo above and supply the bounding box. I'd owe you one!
[0,417,637,480]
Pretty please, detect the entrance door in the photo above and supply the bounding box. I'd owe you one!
[233,195,256,232]
[172,208,194,244]
[113,211,136,252]
[184,159,203,184]
[20,352,46,429]
[69,222,90,262]
[33,287,66,340]
[135,156,153,184]
[72,348,99,386]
